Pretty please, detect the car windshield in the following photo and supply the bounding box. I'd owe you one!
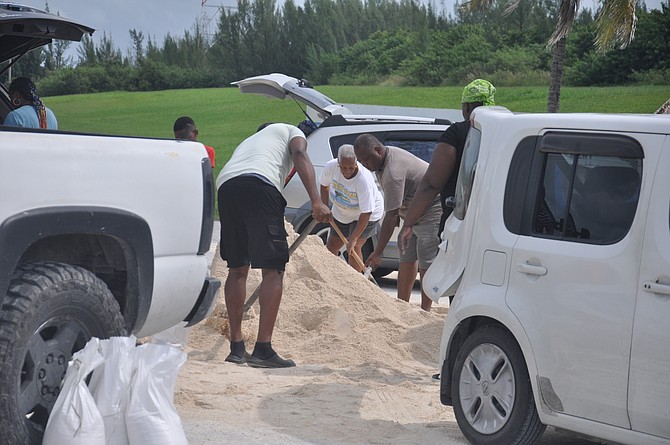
[453,127,482,220]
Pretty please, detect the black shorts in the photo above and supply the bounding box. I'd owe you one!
[331,218,379,241]
[218,176,289,270]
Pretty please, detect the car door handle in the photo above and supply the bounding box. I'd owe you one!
[642,281,670,296]
[518,263,547,276]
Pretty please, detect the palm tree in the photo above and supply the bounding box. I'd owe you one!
[463,0,638,112]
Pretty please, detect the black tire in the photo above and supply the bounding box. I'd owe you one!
[0,261,127,445]
[452,325,546,445]
[360,237,392,279]
[310,222,330,244]
[371,267,393,279]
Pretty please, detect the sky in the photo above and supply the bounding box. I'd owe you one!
[18,0,667,60]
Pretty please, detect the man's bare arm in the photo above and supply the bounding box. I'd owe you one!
[290,137,331,222]
[403,142,456,227]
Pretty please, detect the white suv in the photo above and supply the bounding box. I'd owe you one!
[233,73,452,277]
[424,106,670,445]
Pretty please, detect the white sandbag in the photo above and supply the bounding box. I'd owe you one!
[151,321,191,350]
[89,336,137,445]
[43,337,106,445]
[126,343,188,445]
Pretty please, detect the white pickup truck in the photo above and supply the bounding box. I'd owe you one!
[0,5,219,444]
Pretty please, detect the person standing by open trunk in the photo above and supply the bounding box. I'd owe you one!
[3,77,57,129]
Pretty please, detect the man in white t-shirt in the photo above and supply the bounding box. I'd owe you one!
[216,123,331,368]
[319,144,384,272]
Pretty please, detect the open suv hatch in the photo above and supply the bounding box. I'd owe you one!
[0,2,93,119]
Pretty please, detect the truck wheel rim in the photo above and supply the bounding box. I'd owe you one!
[458,342,515,434]
[20,316,90,433]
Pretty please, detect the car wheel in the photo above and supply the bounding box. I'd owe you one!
[311,222,330,244]
[359,238,392,279]
[371,267,392,279]
[310,222,350,259]
[0,261,127,445]
[452,325,545,445]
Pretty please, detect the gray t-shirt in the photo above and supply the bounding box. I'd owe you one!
[376,146,441,225]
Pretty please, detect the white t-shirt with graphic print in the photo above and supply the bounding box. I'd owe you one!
[319,158,384,224]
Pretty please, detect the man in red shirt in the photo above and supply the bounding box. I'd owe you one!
[173,116,216,168]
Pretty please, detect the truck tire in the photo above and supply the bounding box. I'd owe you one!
[0,261,126,445]
[452,325,546,445]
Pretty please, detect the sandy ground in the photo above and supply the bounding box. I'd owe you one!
[175,225,611,445]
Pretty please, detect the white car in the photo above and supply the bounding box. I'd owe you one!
[424,106,670,445]
[233,73,453,277]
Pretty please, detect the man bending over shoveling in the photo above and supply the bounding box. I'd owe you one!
[216,123,330,368]
[319,144,384,273]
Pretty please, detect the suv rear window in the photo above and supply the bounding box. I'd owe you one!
[329,131,443,162]
[383,138,435,162]
[505,132,643,245]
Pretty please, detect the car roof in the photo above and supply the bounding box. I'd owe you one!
[318,114,451,128]
[472,106,670,136]
[0,2,94,65]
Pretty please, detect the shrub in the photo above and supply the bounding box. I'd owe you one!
[629,69,670,85]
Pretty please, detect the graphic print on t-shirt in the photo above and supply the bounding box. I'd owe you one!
[331,180,359,210]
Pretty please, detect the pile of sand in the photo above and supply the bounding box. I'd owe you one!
[192,223,446,370]
[175,223,462,445]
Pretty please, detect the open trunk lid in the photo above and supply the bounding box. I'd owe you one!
[0,3,94,67]
[232,73,352,122]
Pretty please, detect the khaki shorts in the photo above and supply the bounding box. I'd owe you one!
[399,222,439,270]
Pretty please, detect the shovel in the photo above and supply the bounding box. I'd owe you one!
[329,221,378,285]
[243,219,318,313]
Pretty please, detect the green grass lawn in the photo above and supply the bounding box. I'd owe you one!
[48,85,670,181]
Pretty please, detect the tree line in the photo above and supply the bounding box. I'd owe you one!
[3,0,668,97]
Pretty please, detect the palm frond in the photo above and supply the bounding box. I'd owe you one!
[547,0,580,47]
[594,0,637,51]
[502,0,524,16]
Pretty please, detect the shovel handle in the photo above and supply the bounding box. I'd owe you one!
[329,221,367,271]
[330,221,379,286]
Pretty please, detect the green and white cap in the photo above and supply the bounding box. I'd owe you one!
[462,79,496,106]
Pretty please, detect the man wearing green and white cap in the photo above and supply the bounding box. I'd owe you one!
[398,79,496,244]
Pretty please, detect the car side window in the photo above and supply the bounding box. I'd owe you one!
[533,133,643,244]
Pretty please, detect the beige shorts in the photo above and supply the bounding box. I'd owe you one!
[399,222,439,270]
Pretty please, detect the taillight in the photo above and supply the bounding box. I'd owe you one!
[198,158,215,255]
